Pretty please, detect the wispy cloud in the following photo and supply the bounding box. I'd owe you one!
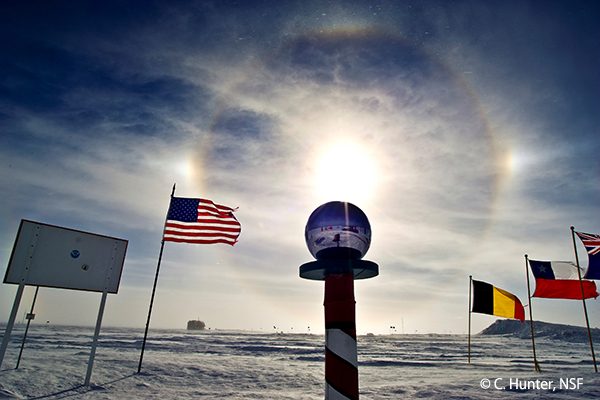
[0,0,598,334]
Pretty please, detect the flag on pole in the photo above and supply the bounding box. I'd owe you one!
[528,260,598,300]
[575,231,600,280]
[163,197,241,245]
[471,280,525,322]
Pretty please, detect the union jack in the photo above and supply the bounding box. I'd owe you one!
[576,231,600,256]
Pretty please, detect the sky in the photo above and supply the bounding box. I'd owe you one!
[0,0,599,335]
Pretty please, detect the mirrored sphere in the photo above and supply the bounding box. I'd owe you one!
[305,201,371,260]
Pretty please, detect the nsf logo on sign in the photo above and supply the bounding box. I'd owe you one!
[70,250,81,259]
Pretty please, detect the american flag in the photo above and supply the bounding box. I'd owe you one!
[163,197,241,245]
[576,231,600,256]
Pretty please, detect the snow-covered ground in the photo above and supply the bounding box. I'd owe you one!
[1,324,599,399]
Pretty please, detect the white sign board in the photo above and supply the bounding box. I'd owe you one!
[4,220,128,293]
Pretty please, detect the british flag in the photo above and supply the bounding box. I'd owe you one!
[576,231,600,280]
[576,231,600,256]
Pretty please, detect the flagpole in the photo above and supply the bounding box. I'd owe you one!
[525,254,541,372]
[571,226,598,373]
[468,275,472,364]
[138,183,176,373]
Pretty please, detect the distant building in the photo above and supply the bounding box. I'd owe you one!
[187,320,206,330]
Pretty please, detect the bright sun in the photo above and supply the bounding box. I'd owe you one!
[314,141,379,205]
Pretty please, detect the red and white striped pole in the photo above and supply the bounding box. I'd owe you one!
[324,273,358,399]
[300,201,379,400]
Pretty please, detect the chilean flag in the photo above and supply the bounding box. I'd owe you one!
[528,260,598,300]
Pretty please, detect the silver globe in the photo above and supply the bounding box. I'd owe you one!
[304,201,371,261]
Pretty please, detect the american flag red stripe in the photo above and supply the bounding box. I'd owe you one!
[166,222,241,232]
[164,226,240,237]
[163,237,238,245]
[163,197,241,246]
[197,198,234,214]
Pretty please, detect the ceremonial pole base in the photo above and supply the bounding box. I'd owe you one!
[299,259,377,400]
[324,273,358,400]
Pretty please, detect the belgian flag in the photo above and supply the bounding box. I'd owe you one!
[472,280,525,322]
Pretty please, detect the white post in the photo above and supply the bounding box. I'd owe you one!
[85,289,108,385]
[0,223,40,369]
[0,283,26,368]
[84,240,118,385]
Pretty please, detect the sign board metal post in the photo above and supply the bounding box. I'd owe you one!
[0,223,40,369]
[84,240,119,385]
[0,283,26,369]
[16,286,39,369]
